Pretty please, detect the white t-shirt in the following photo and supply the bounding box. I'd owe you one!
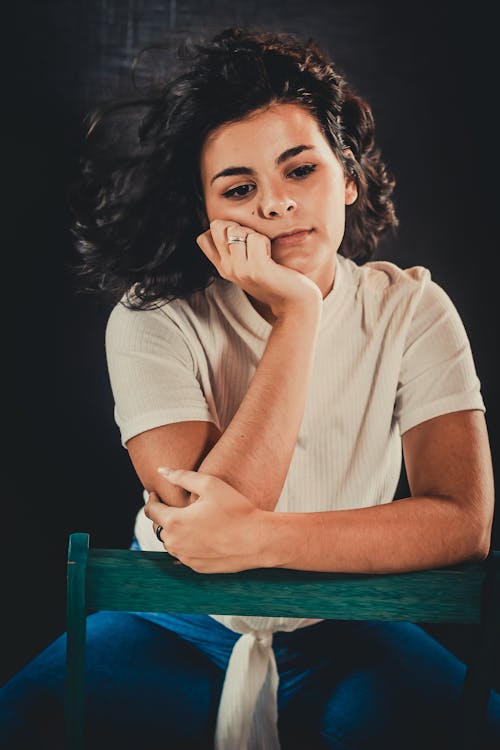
[105,253,485,749]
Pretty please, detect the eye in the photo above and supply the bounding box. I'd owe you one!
[222,184,256,200]
[288,164,317,179]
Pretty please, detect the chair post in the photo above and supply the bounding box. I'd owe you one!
[65,532,90,750]
[458,550,500,749]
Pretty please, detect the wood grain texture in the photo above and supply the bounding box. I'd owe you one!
[80,541,489,623]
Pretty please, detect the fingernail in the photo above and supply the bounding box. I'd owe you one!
[158,466,173,478]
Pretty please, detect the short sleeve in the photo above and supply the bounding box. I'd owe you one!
[394,278,485,435]
[105,302,217,447]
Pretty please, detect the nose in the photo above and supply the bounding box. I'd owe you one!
[259,188,297,218]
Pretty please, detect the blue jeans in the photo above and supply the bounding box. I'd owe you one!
[1,559,500,749]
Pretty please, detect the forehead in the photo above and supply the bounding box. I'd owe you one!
[200,103,329,178]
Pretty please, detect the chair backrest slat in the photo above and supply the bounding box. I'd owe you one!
[84,547,485,623]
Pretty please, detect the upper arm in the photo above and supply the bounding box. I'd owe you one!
[105,303,222,504]
[394,277,485,434]
[105,302,217,448]
[127,420,222,506]
[402,409,494,551]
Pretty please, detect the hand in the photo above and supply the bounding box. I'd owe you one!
[144,467,267,573]
[196,219,322,319]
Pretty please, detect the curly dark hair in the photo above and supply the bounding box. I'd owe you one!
[69,25,398,309]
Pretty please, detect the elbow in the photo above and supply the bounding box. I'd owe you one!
[474,529,492,561]
[464,517,493,563]
[474,502,495,561]
[467,540,491,563]
[438,520,489,567]
[454,534,490,565]
[454,492,494,564]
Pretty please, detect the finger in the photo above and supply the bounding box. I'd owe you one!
[196,229,220,266]
[226,224,250,258]
[157,466,214,496]
[230,231,268,276]
[246,231,271,263]
[228,229,250,262]
[210,219,245,256]
[144,491,177,525]
[148,490,172,505]
[147,490,164,505]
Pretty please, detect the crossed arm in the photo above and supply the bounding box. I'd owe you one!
[127,301,494,574]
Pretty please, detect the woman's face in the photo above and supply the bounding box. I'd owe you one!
[199,102,357,295]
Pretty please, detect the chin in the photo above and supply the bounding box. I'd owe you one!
[273,253,314,272]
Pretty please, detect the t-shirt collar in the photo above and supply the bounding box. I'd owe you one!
[218,252,349,340]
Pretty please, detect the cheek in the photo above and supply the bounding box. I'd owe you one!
[205,195,251,224]
[320,190,347,243]
[320,186,345,218]
[205,194,232,221]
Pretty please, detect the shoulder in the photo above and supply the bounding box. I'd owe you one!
[357,258,430,296]
[105,296,178,352]
[105,279,231,356]
[346,257,456,317]
[336,256,467,344]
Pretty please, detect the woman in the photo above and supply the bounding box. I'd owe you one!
[2,25,499,750]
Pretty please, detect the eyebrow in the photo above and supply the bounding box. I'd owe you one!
[210,144,315,185]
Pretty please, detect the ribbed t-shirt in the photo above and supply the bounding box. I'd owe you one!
[105,253,485,749]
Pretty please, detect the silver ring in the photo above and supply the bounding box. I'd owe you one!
[155,525,164,542]
[227,234,247,244]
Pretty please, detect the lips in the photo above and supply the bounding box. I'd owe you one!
[271,228,313,246]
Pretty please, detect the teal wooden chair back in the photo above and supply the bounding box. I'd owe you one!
[66,532,500,750]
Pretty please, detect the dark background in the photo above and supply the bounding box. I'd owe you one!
[4,0,499,688]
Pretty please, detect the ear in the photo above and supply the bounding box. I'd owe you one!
[343,148,358,206]
[344,178,358,206]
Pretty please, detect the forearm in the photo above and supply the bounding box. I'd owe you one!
[258,495,490,573]
[199,304,321,511]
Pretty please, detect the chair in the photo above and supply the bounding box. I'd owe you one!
[66,532,499,749]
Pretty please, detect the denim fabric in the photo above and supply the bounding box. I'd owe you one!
[1,542,499,749]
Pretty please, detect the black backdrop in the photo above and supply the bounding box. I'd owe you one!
[4,0,499,688]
